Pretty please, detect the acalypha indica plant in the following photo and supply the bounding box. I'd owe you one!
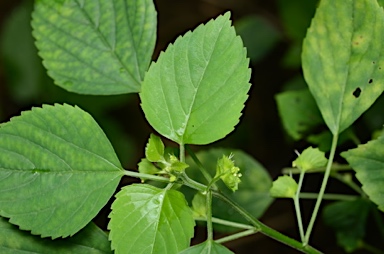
[0,0,384,253]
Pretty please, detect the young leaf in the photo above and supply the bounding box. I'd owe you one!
[145,134,165,162]
[138,158,160,178]
[323,199,371,252]
[275,88,323,140]
[292,147,327,172]
[0,104,124,238]
[32,0,157,95]
[140,12,251,145]
[270,176,298,199]
[179,240,234,254]
[108,184,195,254]
[192,192,207,218]
[302,0,384,135]
[341,134,384,211]
[0,217,112,253]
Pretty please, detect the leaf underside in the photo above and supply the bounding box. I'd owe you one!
[32,0,157,95]
[108,184,195,254]
[0,217,112,254]
[140,12,251,145]
[302,0,384,134]
[179,240,234,254]
[0,104,123,238]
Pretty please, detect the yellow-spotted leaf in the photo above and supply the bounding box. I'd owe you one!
[302,0,384,134]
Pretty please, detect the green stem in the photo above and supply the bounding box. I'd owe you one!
[123,170,171,183]
[215,229,258,244]
[180,143,185,163]
[304,133,339,245]
[213,191,322,254]
[282,164,351,174]
[206,191,214,241]
[195,217,254,230]
[180,168,322,253]
[299,192,358,201]
[294,170,305,242]
[186,145,214,184]
[331,172,365,196]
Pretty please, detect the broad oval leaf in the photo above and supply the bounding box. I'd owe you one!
[0,217,112,253]
[32,0,157,95]
[0,104,124,238]
[185,148,273,232]
[341,134,384,212]
[140,12,251,145]
[108,184,195,254]
[179,240,234,254]
[302,0,384,134]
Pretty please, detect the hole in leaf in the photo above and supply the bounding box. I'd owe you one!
[369,79,373,84]
[353,88,361,98]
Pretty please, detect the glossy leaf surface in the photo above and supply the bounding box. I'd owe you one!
[302,0,384,134]
[140,12,251,145]
[0,104,123,238]
[0,217,112,253]
[342,134,384,211]
[108,184,195,254]
[32,0,156,95]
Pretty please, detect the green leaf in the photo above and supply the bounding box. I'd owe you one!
[32,0,157,95]
[108,184,195,254]
[192,192,207,218]
[145,134,165,162]
[140,12,251,145]
[270,176,298,199]
[138,158,160,179]
[0,217,112,253]
[292,147,327,172]
[185,148,273,232]
[302,0,384,135]
[275,88,323,140]
[342,134,384,211]
[179,240,234,254]
[323,199,371,252]
[0,104,123,238]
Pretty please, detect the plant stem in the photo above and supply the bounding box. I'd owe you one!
[294,170,305,242]
[282,164,351,174]
[331,172,366,196]
[123,170,171,183]
[213,191,323,254]
[206,191,214,241]
[299,192,358,201]
[185,145,217,189]
[215,229,258,244]
[180,143,185,163]
[304,133,338,245]
[195,217,254,230]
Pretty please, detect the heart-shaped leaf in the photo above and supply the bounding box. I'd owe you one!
[302,0,384,134]
[108,184,195,254]
[0,104,123,238]
[0,217,112,253]
[32,0,157,95]
[140,12,251,145]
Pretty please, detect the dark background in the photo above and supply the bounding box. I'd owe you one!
[0,0,380,253]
